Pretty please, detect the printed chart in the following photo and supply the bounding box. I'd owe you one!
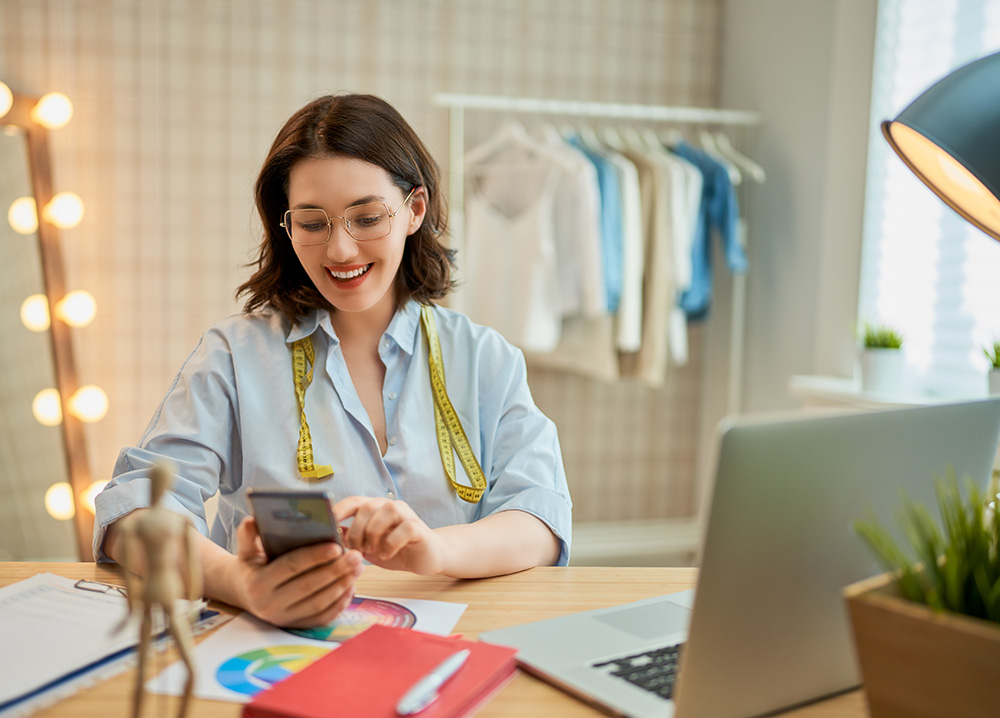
[215,644,329,696]
[284,596,416,642]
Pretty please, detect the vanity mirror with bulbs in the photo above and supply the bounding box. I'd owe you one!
[0,83,99,561]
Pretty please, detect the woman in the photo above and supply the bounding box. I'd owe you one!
[95,94,572,629]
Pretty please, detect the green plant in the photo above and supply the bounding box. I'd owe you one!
[861,323,904,350]
[984,341,1000,369]
[854,469,1000,625]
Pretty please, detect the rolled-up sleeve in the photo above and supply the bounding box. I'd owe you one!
[471,328,573,565]
[93,328,239,562]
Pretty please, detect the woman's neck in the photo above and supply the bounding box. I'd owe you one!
[329,298,398,350]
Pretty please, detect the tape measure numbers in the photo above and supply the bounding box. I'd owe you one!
[420,305,487,503]
[291,337,334,482]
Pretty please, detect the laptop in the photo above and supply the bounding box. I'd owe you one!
[481,399,1000,718]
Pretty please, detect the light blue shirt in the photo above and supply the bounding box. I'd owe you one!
[93,300,572,565]
[567,136,624,313]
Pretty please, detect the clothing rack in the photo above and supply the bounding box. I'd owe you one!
[432,92,761,415]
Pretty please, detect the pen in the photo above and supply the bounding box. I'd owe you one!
[395,648,471,715]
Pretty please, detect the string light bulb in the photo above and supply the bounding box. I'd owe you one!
[55,290,96,328]
[32,388,63,427]
[42,191,84,229]
[8,196,38,234]
[0,81,12,120]
[20,294,51,332]
[68,385,108,423]
[30,92,73,129]
[44,482,76,521]
[81,480,108,515]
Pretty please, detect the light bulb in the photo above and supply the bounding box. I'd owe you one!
[45,482,76,521]
[30,92,73,129]
[8,196,38,234]
[32,388,62,427]
[42,191,84,229]
[55,290,96,327]
[0,81,12,120]
[68,385,108,422]
[20,294,51,332]
[81,480,108,515]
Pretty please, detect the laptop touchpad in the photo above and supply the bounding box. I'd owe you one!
[594,601,691,639]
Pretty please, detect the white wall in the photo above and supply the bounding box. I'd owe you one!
[719,0,879,412]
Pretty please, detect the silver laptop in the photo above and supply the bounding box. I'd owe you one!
[481,399,1000,718]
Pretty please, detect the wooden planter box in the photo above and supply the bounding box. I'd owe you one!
[844,571,1000,718]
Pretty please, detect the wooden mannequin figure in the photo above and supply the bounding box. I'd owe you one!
[118,461,202,718]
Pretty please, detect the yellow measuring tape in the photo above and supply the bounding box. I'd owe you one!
[420,305,487,503]
[291,337,334,482]
[289,306,486,502]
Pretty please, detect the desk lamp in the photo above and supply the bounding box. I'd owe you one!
[882,49,1000,242]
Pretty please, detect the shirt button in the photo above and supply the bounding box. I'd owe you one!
[386,491,394,499]
[387,391,397,400]
[388,436,398,446]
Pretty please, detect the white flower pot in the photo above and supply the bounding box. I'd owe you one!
[860,349,904,395]
[989,369,1000,396]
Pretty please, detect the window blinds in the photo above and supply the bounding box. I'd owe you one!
[858,0,1000,398]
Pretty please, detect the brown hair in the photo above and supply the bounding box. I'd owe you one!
[237,94,454,323]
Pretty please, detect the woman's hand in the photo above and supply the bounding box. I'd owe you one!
[229,517,364,629]
[334,496,449,575]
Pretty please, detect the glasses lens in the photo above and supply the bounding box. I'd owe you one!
[285,209,331,244]
[345,203,391,240]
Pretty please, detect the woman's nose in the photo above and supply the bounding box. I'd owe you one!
[325,221,359,261]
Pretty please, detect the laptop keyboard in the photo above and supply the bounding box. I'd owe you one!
[592,642,685,700]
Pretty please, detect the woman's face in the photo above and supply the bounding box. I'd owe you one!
[285,155,424,323]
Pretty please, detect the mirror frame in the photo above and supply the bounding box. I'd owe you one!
[4,89,94,560]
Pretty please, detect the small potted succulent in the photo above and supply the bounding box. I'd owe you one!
[985,341,1000,395]
[859,323,904,395]
[845,471,1000,717]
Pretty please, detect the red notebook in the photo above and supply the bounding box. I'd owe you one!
[242,625,519,718]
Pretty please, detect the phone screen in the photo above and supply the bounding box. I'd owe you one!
[247,489,344,561]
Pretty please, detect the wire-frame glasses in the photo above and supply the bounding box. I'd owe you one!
[281,186,417,245]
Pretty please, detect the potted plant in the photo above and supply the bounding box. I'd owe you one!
[859,323,904,395]
[845,471,1000,717]
[985,341,1000,395]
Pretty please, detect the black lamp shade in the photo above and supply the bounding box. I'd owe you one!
[882,50,1000,241]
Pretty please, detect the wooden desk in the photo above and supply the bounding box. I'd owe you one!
[2,563,867,717]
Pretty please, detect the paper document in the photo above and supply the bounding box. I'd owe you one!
[0,572,221,718]
[148,595,467,703]
[0,573,138,707]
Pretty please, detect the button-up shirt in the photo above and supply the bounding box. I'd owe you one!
[93,300,572,565]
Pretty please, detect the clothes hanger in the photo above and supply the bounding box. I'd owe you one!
[464,120,541,168]
[700,129,741,185]
[714,132,767,183]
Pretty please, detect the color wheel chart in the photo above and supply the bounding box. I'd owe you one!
[215,644,329,696]
[284,596,417,642]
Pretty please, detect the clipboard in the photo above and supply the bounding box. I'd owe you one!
[0,573,226,718]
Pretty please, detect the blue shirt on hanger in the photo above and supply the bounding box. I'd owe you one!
[567,135,624,314]
[672,141,748,320]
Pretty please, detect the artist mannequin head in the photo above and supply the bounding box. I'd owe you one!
[239,94,455,324]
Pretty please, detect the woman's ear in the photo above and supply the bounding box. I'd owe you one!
[406,186,427,236]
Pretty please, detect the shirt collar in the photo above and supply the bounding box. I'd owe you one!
[284,300,423,354]
[385,299,422,356]
[285,308,336,345]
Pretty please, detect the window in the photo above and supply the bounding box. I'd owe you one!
[858,0,1000,398]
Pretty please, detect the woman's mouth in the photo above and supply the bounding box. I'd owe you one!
[327,263,373,282]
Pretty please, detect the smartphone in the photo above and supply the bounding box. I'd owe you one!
[246,488,345,562]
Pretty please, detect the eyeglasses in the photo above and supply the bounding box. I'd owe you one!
[281,186,417,245]
[74,578,128,597]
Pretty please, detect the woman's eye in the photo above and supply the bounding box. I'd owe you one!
[355,214,384,227]
[300,221,327,232]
